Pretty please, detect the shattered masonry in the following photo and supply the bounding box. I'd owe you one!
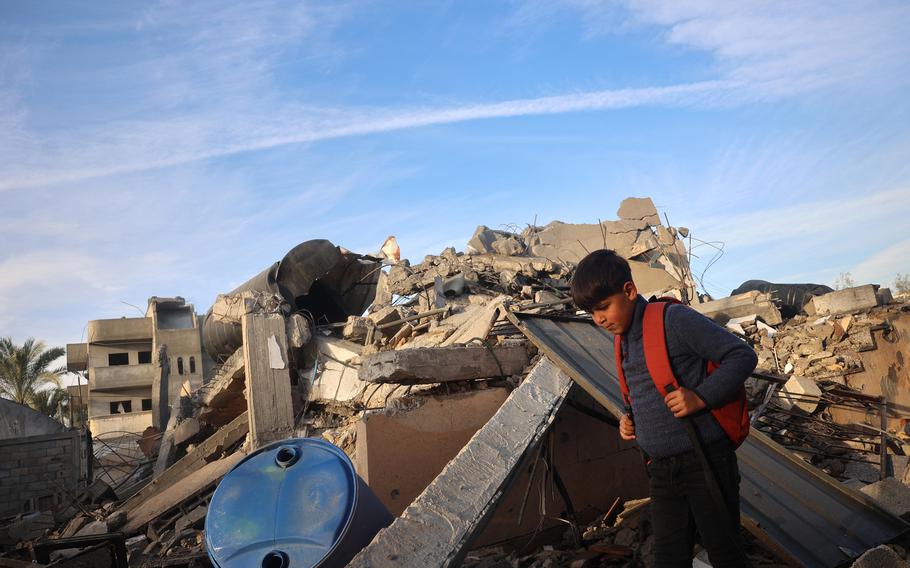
[2,196,910,567]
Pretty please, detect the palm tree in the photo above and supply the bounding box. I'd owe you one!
[0,337,66,405]
[29,387,69,421]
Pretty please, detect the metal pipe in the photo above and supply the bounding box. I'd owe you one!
[881,397,889,480]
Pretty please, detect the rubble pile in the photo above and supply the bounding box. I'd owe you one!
[704,283,910,489]
[462,498,789,568]
[3,195,910,567]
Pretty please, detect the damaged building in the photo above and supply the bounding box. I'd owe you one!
[66,297,209,437]
[4,196,910,567]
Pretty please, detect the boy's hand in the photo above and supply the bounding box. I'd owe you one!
[619,414,636,440]
[664,387,706,418]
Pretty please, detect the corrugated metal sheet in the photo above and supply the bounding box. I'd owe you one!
[510,312,909,568]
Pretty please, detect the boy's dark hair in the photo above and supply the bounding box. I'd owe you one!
[570,249,633,311]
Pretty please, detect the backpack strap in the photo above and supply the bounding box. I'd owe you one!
[613,335,631,411]
[641,302,680,397]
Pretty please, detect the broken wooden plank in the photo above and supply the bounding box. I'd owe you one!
[119,411,249,514]
[359,344,529,384]
[121,450,246,535]
[242,313,294,449]
[348,357,573,568]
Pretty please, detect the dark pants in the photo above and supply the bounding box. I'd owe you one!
[648,439,747,568]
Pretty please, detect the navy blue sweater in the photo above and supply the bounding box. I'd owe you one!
[620,296,758,458]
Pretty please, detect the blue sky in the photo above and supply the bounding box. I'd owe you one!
[2,1,910,359]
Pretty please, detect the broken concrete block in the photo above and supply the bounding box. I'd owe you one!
[342,316,374,342]
[850,544,910,568]
[172,417,201,446]
[779,375,822,413]
[210,291,284,324]
[878,287,894,306]
[467,225,525,256]
[845,459,881,484]
[860,478,910,519]
[389,322,413,348]
[534,290,567,308]
[757,320,777,337]
[726,321,746,335]
[305,337,399,407]
[692,291,783,326]
[616,196,660,225]
[105,509,127,531]
[369,305,406,336]
[285,313,312,349]
[807,285,879,316]
[359,344,530,384]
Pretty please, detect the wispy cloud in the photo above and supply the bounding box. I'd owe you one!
[0,79,736,191]
[851,238,910,287]
[694,187,910,250]
[514,0,910,94]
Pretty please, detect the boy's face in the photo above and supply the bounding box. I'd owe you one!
[589,281,638,335]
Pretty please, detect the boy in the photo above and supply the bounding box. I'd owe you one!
[570,249,757,568]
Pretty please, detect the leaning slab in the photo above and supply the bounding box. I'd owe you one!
[692,290,783,326]
[359,345,529,384]
[347,358,573,568]
[119,411,249,514]
[121,450,246,535]
[197,348,246,427]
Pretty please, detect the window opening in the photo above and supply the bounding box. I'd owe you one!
[108,352,129,366]
[109,400,132,414]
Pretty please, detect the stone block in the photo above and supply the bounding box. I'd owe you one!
[779,375,822,413]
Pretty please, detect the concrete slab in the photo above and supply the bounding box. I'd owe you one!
[807,285,879,316]
[359,345,529,384]
[348,358,573,568]
[692,290,783,326]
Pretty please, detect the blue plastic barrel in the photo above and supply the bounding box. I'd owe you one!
[205,438,393,568]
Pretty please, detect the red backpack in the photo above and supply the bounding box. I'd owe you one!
[613,299,750,448]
